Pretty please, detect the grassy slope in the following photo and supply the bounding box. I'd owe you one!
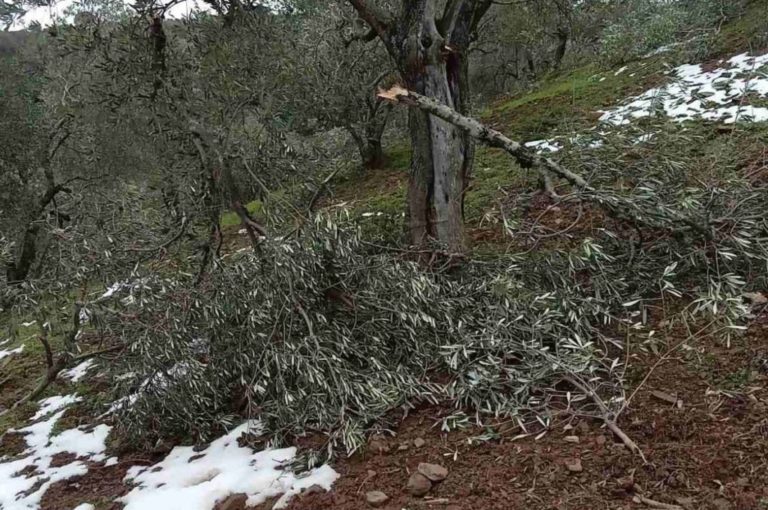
[325,0,768,247]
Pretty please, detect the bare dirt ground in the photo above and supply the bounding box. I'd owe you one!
[273,307,768,510]
[21,293,767,510]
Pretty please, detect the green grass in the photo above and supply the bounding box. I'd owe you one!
[220,199,263,227]
[709,0,768,58]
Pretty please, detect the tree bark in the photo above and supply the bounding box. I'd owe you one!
[347,0,491,253]
[553,26,569,71]
[346,124,386,170]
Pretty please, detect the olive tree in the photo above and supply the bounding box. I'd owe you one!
[286,2,395,169]
[345,0,493,253]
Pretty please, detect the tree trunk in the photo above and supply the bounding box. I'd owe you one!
[6,224,40,284]
[362,138,385,169]
[346,0,491,254]
[396,13,474,253]
[347,124,386,170]
[553,27,569,71]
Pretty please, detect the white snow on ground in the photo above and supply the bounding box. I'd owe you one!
[120,421,339,510]
[0,345,24,360]
[524,51,768,156]
[62,359,96,383]
[525,140,562,153]
[32,395,83,420]
[600,52,768,125]
[72,504,95,510]
[0,399,110,510]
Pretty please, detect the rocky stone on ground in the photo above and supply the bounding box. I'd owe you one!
[407,472,432,496]
[417,462,448,482]
[565,458,583,473]
[365,490,389,507]
[368,438,390,455]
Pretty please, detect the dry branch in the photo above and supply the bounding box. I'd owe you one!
[378,86,713,239]
[377,86,591,190]
[564,375,647,463]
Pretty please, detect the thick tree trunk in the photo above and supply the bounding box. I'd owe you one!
[346,0,491,253]
[553,27,569,71]
[347,125,386,170]
[404,71,469,252]
[397,18,473,253]
[362,139,384,169]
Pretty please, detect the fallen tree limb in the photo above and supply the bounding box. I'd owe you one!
[308,167,342,213]
[633,494,683,510]
[564,375,647,463]
[378,86,713,240]
[378,85,591,190]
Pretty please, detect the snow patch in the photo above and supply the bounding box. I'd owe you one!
[0,398,111,510]
[120,421,339,510]
[62,359,96,383]
[0,345,24,360]
[32,395,82,420]
[600,52,768,126]
[525,140,562,153]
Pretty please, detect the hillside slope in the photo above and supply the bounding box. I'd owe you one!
[1,4,767,510]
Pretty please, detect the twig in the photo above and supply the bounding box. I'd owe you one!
[619,319,716,419]
[564,375,647,463]
[308,167,342,213]
[633,494,683,510]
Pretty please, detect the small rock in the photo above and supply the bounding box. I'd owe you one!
[368,439,390,455]
[301,484,326,497]
[367,469,377,478]
[407,472,432,496]
[417,462,449,482]
[413,437,426,448]
[398,442,409,451]
[595,435,607,446]
[365,490,389,507]
[564,435,580,443]
[565,458,583,473]
[217,494,247,510]
[563,424,574,431]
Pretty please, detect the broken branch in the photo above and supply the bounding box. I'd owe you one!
[377,86,591,190]
[378,85,714,240]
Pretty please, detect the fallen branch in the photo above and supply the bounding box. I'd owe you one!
[633,494,683,510]
[378,85,713,240]
[564,375,647,463]
[308,167,342,213]
[378,85,591,190]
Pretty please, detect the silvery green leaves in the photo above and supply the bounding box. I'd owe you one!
[100,213,621,456]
